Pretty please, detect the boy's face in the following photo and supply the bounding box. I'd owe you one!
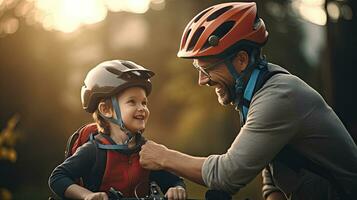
[117,87,150,132]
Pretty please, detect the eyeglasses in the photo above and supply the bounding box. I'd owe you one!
[192,54,235,78]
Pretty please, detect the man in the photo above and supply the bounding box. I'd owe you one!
[139,2,357,200]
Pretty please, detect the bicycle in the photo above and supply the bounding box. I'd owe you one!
[49,182,233,200]
[107,182,232,200]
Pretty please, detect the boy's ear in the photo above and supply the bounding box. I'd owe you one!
[98,101,113,118]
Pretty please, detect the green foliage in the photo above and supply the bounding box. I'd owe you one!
[0,115,20,162]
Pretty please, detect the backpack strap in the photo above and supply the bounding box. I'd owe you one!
[90,134,132,150]
[242,68,262,120]
[240,62,289,122]
[85,136,107,192]
[90,133,146,154]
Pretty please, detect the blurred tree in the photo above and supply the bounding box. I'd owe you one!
[0,115,20,200]
[326,0,357,141]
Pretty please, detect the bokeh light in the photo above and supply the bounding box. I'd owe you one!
[0,0,165,34]
[108,16,149,50]
[327,2,341,21]
[1,17,19,34]
[326,1,353,22]
[340,4,353,20]
[291,0,327,26]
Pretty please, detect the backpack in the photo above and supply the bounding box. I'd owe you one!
[64,123,98,160]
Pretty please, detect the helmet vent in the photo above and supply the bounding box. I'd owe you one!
[187,26,205,51]
[201,21,235,50]
[207,6,233,22]
[253,17,262,30]
[193,8,213,22]
[121,61,136,69]
[130,71,141,76]
[122,71,140,80]
[106,67,123,76]
[182,28,191,49]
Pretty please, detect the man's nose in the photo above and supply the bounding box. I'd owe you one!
[198,71,210,86]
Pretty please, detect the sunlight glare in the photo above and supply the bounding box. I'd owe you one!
[105,0,124,12]
[109,16,148,50]
[150,0,165,11]
[42,15,54,31]
[105,0,150,13]
[26,0,163,33]
[292,0,327,26]
[299,5,326,25]
[125,0,150,13]
[300,0,324,6]
[14,1,33,17]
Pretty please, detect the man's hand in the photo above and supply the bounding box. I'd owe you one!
[139,140,169,170]
[140,140,206,185]
[165,186,186,200]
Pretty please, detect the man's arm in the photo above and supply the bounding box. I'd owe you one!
[140,140,206,185]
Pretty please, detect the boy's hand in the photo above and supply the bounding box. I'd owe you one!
[165,186,186,200]
[84,192,108,200]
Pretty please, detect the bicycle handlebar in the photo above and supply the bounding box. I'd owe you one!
[107,186,232,200]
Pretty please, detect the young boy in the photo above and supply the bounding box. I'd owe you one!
[49,60,186,200]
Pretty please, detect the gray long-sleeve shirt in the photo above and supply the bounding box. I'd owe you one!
[201,63,357,199]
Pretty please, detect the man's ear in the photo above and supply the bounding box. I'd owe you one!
[233,51,249,73]
[98,101,113,118]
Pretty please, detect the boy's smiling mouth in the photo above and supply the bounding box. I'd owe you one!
[134,114,145,120]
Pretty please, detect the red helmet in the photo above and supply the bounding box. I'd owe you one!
[177,2,268,58]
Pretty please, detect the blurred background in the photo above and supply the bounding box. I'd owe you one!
[0,0,356,199]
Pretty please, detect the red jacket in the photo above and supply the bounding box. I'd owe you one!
[97,134,150,197]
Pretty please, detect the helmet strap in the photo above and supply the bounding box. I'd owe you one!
[99,96,137,144]
[226,49,268,123]
[224,49,259,107]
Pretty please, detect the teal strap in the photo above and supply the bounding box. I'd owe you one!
[110,96,135,143]
[97,97,133,144]
[98,97,124,128]
[242,68,261,121]
[90,133,130,150]
[110,96,124,128]
[224,60,240,80]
